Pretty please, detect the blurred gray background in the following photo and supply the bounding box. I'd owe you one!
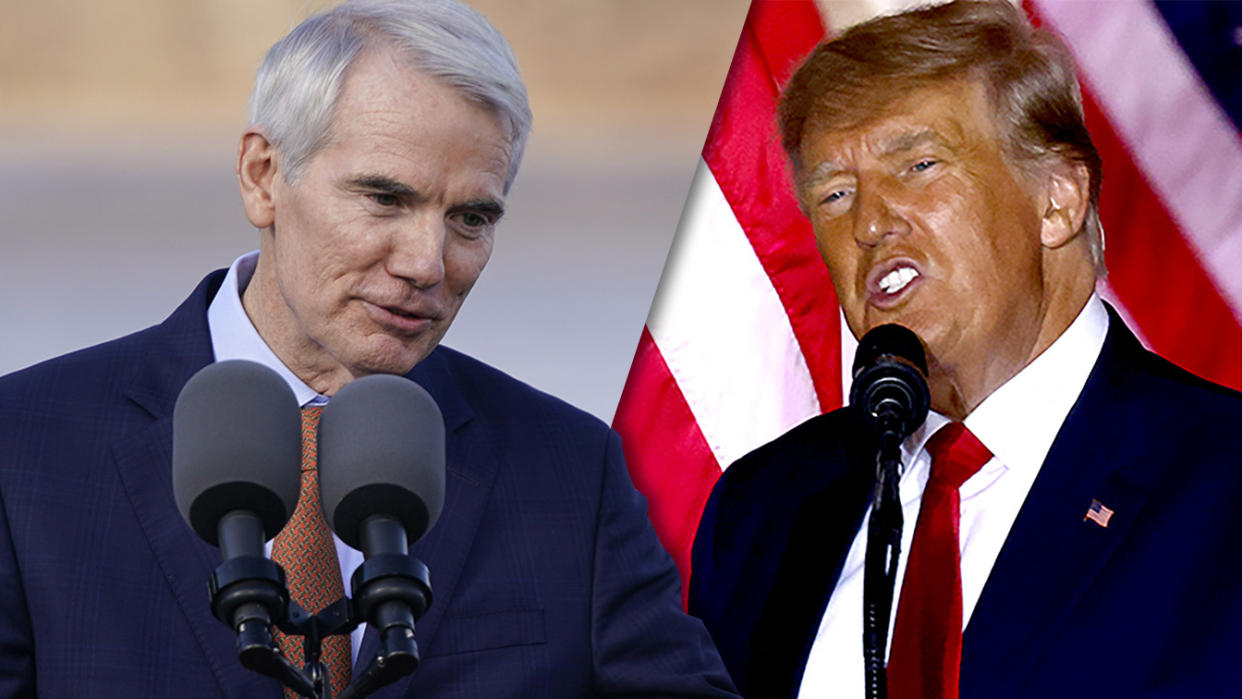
[0,0,751,421]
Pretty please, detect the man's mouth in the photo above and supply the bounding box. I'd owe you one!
[877,266,919,295]
[362,299,442,333]
[865,259,924,308]
[384,305,427,320]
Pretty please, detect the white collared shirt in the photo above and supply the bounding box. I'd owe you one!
[206,250,366,662]
[797,294,1110,697]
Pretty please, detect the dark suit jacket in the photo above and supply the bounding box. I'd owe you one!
[0,270,737,698]
[690,310,1242,698]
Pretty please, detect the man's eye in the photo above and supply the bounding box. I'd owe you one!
[369,192,400,207]
[452,211,495,237]
[911,159,938,173]
[819,189,851,207]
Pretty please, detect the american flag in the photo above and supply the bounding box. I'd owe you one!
[612,0,1242,606]
[1085,499,1115,529]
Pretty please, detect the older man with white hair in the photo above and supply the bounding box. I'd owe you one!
[0,1,737,696]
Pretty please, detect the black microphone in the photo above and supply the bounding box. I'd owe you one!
[172,360,314,695]
[317,374,445,696]
[318,374,445,552]
[849,324,930,699]
[849,323,931,446]
[172,359,301,563]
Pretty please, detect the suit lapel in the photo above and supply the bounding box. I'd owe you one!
[351,348,503,698]
[113,416,281,697]
[111,271,282,697]
[961,313,1168,698]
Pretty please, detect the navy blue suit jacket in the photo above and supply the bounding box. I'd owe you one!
[0,271,737,697]
[690,311,1242,697]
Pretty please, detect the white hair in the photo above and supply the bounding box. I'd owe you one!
[247,0,532,192]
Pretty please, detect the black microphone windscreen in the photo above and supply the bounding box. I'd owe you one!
[849,324,931,443]
[852,323,928,378]
[172,360,302,546]
[318,375,446,551]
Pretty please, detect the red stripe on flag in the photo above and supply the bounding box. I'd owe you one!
[747,0,828,88]
[613,328,724,607]
[1083,89,1242,391]
[703,0,844,412]
[1025,1,1242,391]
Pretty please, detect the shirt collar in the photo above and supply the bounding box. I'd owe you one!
[206,251,329,408]
[900,293,1109,474]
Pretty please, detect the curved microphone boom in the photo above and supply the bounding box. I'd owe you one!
[317,374,445,698]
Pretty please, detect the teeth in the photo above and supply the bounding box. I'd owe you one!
[878,267,919,294]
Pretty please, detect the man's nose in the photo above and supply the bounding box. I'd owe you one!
[387,213,447,288]
[853,180,910,248]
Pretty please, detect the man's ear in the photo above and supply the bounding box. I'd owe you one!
[238,130,280,230]
[1039,159,1090,249]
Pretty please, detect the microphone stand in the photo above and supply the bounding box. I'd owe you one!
[862,418,906,699]
[848,324,930,699]
[206,550,431,698]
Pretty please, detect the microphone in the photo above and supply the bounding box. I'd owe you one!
[849,325,931,699]
[317,374,445,695]
[172,360,309,691]
[849,323,931,446]
[173,359,300,564]
[318,374,445,552]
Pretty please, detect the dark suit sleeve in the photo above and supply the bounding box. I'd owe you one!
[0,488,35,695]
[589,430,740,697]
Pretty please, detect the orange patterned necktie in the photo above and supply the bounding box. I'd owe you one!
[271,405,351,697]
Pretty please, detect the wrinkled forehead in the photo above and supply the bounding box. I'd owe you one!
[799,127,947,187]
[795,78,1002,180]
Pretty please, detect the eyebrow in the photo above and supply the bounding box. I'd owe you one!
[801,160,845,189]
[347,174,505,219]
[349,174,417,197]
[878,128,943,156]
[450,198,506,221]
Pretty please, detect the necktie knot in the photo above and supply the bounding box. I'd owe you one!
[924,422,992,489]
[300,405,323,473]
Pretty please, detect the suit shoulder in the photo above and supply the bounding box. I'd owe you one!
[432,345,609,436]
[0,324,165,405]
[697,407,874,572]
[721,407,874,493]
[0,270,217,406]
[1116,341,1242,432]
[1140,350,1242,407]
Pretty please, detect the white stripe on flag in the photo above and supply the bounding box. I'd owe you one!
[1036,0,1242,320]
[840,308,859,405]
[647,160,821,470]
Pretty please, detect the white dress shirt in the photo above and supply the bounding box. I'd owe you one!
[206,250,366,662]
[797,295,1110,697]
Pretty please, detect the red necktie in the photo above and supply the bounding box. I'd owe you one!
[270,406,351,697]
[887,422,992,699]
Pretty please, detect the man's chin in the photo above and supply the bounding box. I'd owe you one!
[347,340,438,379]
[851,309,917,342]
[859,301,937,338]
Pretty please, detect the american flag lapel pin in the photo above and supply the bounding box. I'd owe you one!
[1084,499,1114,528]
